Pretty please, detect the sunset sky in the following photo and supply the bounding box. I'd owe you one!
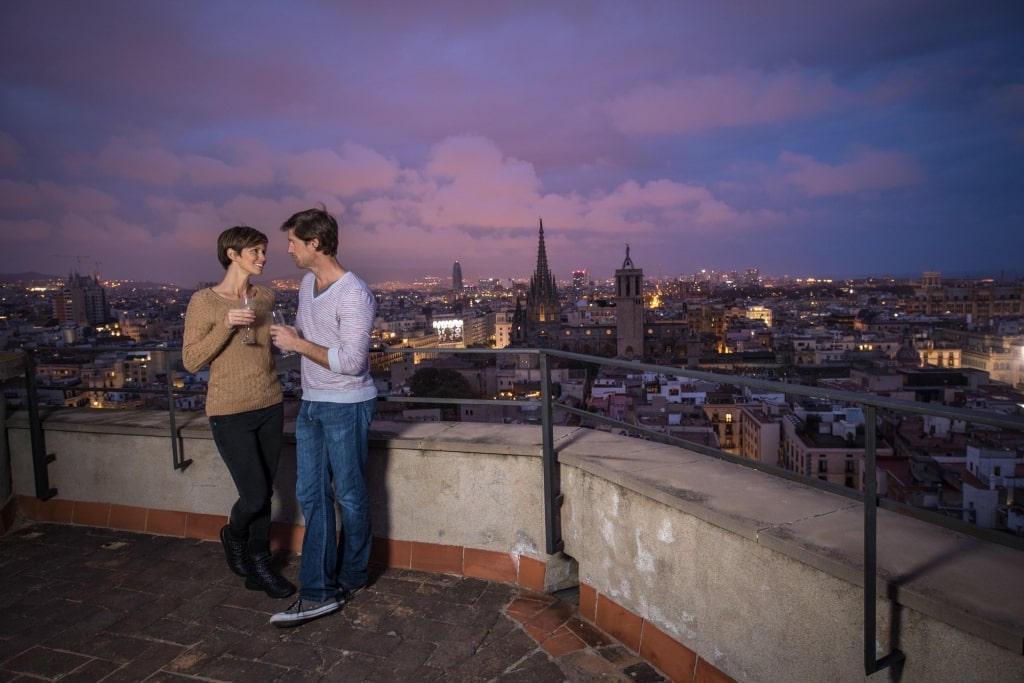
[1,1,1022,288]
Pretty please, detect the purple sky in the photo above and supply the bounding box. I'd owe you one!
[1,1,1022,288]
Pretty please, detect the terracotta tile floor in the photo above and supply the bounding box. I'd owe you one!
[0,522,671,682]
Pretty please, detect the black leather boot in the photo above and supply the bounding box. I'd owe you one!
[220,525,252,577]
[246,551,296,599]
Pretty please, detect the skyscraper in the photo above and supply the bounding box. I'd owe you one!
[452,261,463,292]
[571,269,588,302]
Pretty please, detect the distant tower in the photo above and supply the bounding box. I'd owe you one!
[571,269,588,301]
[452,261,463,292]
[510,296,529,346]
[615,244,643,358]
[54,270,109,326]
[527,219,559,328]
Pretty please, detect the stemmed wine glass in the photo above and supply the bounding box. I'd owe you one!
[241,291,256,344]
[271,309,295,356]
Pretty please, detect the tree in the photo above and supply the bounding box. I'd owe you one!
[408,367,475,399]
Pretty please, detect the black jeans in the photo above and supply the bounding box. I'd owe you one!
[209,403,284,554]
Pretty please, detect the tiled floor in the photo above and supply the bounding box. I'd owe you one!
[0,522,669,682]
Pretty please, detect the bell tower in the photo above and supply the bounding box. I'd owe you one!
[614,244,644,358]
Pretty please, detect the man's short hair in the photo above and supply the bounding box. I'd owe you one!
[280,205,338,256]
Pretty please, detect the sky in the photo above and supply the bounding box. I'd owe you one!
[1,1,1023,288]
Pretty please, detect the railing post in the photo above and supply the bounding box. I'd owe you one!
[23,350,57,500]
[165,348,192,471]
[863,404,904,675]
[539,351,563,554]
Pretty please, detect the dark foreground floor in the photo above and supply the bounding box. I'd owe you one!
[0,522,667,682]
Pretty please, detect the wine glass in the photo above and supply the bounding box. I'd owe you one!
[271,309,295,356]
[241,291,256,344]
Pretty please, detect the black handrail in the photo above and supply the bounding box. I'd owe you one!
[21,345,201,473]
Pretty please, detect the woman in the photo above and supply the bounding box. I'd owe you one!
[183,225,294,599]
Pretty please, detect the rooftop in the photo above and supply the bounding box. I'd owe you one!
[0,521,667,682]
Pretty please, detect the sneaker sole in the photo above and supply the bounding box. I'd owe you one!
[270,601,341,628]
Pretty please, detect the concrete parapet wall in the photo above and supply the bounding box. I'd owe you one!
[3,409,1023,682]
[557,427,1024,682]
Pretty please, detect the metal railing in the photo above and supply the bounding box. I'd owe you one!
[11,344,1024,676]
[380,346,1024,676]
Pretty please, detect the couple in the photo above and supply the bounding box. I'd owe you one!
[182,206,376,627]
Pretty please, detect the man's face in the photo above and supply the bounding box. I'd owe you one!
[286,229,318,269]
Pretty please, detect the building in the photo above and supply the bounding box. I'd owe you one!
[571,268,588,302]
[739,402,785,464]
[452,261,463,292]
[525,219,559,339]
[53,271,109,327]
[614,244,643,359]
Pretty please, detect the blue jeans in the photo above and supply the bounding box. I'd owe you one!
[295,397,376,601]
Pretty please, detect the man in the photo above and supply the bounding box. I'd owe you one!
[268,206,378,627]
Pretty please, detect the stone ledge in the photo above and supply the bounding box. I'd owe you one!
[555,426,1024,656]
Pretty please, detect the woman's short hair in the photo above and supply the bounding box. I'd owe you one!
[217,226,268,269]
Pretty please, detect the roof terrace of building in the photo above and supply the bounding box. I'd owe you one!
[3,348,1023,682]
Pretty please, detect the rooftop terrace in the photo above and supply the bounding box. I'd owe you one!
[2,348,1023,681]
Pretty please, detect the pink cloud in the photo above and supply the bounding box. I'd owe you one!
[606,68,845,136]
[0,218,53,242]
[0,179,42,210]
[96,138,185,185]
[38,182,119,213]
[280,144,400,196]
[415,136,544,229]
[780,146,924,197]
[184,152,274,187]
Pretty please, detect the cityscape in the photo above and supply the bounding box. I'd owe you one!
[2,5,1022,679]
[2,217,1023,540]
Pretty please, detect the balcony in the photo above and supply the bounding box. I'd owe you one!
[2,350,1023,681]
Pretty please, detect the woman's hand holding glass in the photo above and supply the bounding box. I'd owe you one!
[230,299,257,343]
[240,292,257,344]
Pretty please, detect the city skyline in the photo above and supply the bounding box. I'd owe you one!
[1,2,1022,287]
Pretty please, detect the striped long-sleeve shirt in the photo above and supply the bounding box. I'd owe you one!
[295,270,377,403]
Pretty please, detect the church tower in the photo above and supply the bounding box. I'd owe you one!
[615,244,644,358]
[526,219,559,333]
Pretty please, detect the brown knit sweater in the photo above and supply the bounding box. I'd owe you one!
[182,285,282,416]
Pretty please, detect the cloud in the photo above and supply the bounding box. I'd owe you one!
[38,182,119,213]
[280,143,400,196]
[96,138,185,185]
[0,218,53,242]
[779,147,924,197]
[414,135,544,229]
[184,139,275,187]
[606,68,846,136]
[0,179,42,210]
[0,132,22,166]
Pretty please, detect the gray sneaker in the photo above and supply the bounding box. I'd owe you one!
[270,596,340,628]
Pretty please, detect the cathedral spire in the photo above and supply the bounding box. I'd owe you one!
[536,219,551,282]
[527,218,559,328]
